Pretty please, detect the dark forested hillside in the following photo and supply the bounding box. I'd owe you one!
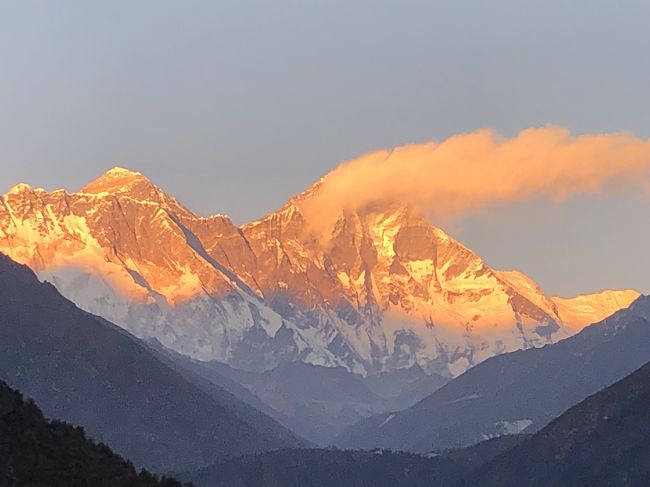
[0,380,188,487]
[191,448,463,487]
[190,436,524,487]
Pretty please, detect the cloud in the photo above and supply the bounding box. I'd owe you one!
[300,126,650,232]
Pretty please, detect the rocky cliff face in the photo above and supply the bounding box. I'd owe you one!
[0,167,638,376]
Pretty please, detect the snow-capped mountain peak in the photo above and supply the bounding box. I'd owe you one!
[0,168,639,376]
[82,166,150,194]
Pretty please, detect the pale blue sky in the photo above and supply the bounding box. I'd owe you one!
[0,0,649,295]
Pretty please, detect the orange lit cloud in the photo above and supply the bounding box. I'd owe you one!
[301,126,650,232]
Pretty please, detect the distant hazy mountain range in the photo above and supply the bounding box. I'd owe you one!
[0,255,305,472]
[0,167,636,381]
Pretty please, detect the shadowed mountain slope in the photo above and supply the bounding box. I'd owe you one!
[0,254,305,472]
[463,360,650,486]
[337,295,650,452]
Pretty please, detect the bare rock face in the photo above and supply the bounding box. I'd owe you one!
[0,167,639,376]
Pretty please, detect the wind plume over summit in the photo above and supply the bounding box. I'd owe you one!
[300,127,650,234]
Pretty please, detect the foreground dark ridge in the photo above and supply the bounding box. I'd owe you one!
[0,380,189,487]
[188,436,525,487]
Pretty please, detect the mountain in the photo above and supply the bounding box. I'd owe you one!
[463,360,650,487]
[0,167,637,380]
[0,254,305,472]
[0,380,188,487]
[336,295,650,452]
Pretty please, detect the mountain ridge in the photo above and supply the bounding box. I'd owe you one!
[0,166,638,377]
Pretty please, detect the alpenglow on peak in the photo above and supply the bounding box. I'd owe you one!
[0,167,640,377]
[80,166,162,199]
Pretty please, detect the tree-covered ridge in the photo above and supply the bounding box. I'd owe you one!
[0,380,190,487]
[189,436,524,487]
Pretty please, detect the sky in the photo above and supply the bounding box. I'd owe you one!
[0,0,649,295]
